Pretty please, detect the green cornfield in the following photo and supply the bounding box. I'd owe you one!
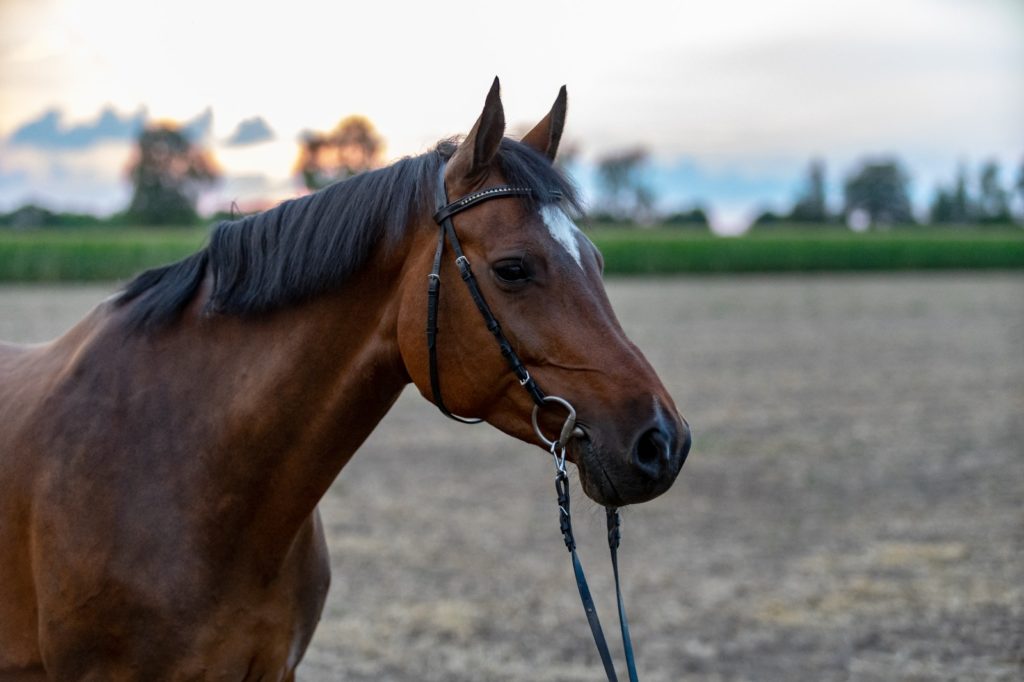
[589,228,1024,274]
[0,228,207,282]
[0,226,1022,282]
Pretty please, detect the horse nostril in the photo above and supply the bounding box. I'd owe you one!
[633,427,668,480]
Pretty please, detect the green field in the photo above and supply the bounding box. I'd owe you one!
[0,228,208,282]
[589,227,1024,274]
[0,225,1022,282]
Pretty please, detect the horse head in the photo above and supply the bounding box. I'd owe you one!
[398,79,690,506]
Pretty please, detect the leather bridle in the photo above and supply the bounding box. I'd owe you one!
[426,163,640,681]
[427,171,543,423]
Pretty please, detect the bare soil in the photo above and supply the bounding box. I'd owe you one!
[2,274,1021,681]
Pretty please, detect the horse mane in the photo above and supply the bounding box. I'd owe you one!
[116,138,581,331]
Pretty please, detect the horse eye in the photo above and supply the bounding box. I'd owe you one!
[493,260,530,283]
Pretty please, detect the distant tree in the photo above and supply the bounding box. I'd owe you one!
[929,187,956,224]
[1016,158,1024,210]
[126,124,219,225]
[949,164,974,223]
[789,159,829,223]
[977,160,1012,224]
[750,210,784,229]
[843,159,914,228]
[296,115,384,191]
[662,206,710,231]
[586,211,629,225]
[931,161,1016,226]
[594,148,655,223]
[0,204,104,230]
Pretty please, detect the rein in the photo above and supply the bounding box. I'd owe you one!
[427,164,640,682]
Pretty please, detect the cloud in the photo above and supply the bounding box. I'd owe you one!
[225,116,275,146]
[7,106,147,150]
[0,143,132,214]
[5,105,218,149]
[180,107,213,142]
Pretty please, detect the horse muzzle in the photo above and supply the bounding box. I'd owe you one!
[572,412,690,506]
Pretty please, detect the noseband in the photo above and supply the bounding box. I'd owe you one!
[427,164,640,681]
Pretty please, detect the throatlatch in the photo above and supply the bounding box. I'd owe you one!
[427,162,639,681]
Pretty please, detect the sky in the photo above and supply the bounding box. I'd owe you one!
[1,0,1021,232]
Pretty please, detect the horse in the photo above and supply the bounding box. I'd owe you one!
[0,78,691,681]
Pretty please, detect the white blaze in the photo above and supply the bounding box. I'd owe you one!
[540,204,584,270]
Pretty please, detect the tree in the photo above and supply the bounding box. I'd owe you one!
[843,159,914,228]
[930,164,972,225]
[929,164,977,225]
[750,210,784,229]
[663,206,710,231]
[126,125,219,225]
[594,148,655,223]
[929,187,956,224]
[789,159,829,223]
[1016,158,1024,210]
[0,204,104,230]
[950,165,974,223]
[977,160,1012,224]
[295,115,384,191]
[931,161,1016,226]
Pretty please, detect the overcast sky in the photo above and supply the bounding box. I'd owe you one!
[1,0,1021,231]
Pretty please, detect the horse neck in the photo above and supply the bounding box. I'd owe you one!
[120,233,422,562]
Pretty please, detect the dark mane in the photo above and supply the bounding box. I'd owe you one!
[116,138,581,331]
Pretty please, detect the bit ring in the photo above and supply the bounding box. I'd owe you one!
[532,395,579,450]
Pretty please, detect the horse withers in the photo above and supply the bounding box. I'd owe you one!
[0,79,690,680]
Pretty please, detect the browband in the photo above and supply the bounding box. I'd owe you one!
[433,185,534,224]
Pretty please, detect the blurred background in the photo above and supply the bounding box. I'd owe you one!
[1,0,1022,234]
[1,1,1021,680]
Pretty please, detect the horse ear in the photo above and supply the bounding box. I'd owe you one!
[521,85,567,162]
[448,77,506,185]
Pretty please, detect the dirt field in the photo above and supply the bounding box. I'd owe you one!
[1,275,1021,681]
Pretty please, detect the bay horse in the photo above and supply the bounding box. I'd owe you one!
[0,79,690,680]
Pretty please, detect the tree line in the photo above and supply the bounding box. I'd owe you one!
[751,158,1021,230]
[1,116,1021,231]
[0,116,384,229]
[591,149,1024,231]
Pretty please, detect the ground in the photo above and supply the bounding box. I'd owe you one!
[1,274,1021,681]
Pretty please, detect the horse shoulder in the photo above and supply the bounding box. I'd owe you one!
[0,306,116,676]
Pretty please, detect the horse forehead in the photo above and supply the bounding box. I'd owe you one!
[538,205,585,270]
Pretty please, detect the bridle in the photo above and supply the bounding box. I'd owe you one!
[427,163,640,682]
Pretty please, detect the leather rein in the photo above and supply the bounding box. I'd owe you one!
[426,164,640,682]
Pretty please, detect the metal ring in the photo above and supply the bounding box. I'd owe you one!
[531,395,577,449]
